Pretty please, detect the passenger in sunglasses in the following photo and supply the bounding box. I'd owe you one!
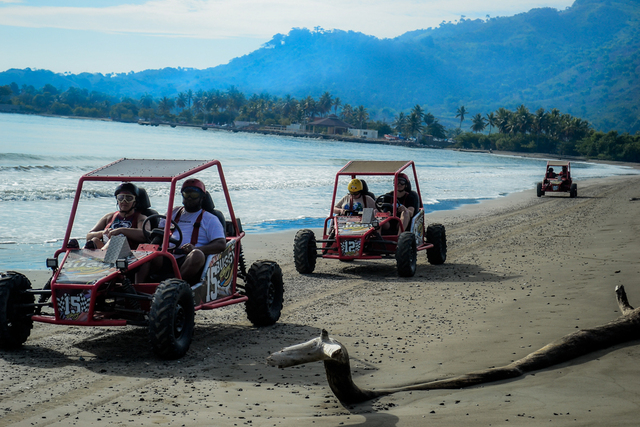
[85,182,147,249]
[158,178,226,284]
[382,173,419,234]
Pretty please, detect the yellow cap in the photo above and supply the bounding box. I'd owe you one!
[348,179,363,194]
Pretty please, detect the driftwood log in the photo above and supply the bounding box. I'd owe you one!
[267,285,640,404]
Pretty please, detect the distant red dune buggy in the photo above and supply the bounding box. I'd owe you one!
[294,160,446,277]
[537,160,577,198]
[0,159,284,359]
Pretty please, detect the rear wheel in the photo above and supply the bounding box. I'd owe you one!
[245,261,284,326]
[536,182,543,197]
[0,271,35,349]
[148,279,194,359]
[396,232,417,277]
[293,229,317,274]
[426,224,447,265]
[570,184,577,198]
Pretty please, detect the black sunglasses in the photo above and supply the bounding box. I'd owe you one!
[182,190,203,200]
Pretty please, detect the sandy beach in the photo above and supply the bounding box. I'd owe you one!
[2,172,640,426]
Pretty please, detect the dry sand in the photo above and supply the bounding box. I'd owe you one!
[2,173,640,426]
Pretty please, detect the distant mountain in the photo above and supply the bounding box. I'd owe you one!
[1,0,639,133]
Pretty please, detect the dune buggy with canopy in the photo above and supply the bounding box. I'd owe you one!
[537,160,577,198]
[293,160,446,277]
[0,158,284,359]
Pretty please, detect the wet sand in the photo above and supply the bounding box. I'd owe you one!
[2,173,640,426]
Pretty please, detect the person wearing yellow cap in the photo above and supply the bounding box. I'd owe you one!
[333,178,375,216]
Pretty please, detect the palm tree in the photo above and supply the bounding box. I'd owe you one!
[192,90,207,121]
[341,104,354,125]
[423,112,435,127]
[393,112,407,136]
[186,89,193,110]
[318,92,333,117]
[426,119,447,139]
[455,106,467,129]
[411,104,424,122]
[486,112,497,134]
[405,111,424,139]
[547,108,561,139]
[471,113,486,133]
[226,86,245,113]
[139,93,154,109]
[158,96,174,117]
[176,92,187,111]
[495,108,511,134]
[302,96,316,122]
[333,97,341,115]
[279,94,295,121]
[355,105,369,130]
[514,105,532,134]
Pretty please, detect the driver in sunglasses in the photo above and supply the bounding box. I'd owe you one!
[85,182,147,249]
[159,178,226,284]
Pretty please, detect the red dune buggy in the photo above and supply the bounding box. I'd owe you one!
[0,159,284,359]
[537,160,577,198]
[293,160,446,277]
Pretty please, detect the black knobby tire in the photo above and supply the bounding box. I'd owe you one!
[245,261,284,326]
[396,232,417,277]
[148,279,195,359]
[0,271,35,349]
[426,223,447,265]
[293,229,317,274]
[536,182,543,197]
[570,183,577,198]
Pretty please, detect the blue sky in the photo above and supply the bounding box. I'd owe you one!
[1,0,575,74]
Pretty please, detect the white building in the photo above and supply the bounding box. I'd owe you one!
[348,129,378,139]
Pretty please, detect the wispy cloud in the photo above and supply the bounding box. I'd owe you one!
[0,0,575,39]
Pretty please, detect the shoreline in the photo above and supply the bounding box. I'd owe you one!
[9,171,639,272]
[7,112,640,166]
[5,173,640,426]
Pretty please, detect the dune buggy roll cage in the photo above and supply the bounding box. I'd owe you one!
[325,160,423,236]
[58,158,241,258]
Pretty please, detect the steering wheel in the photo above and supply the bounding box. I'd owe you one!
[142,214,183,248]
[375,195,393,213]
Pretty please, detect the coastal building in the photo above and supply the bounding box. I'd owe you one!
[349,128,378,139]
[307,115,354,135]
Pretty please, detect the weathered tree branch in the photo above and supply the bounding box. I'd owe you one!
[267,285,640,404]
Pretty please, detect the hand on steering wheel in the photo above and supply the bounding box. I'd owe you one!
[142,214,183,249]
[375,195,393,213]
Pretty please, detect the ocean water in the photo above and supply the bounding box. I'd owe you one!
[1,113,637,270]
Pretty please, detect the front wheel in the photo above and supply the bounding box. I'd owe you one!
[245,261,284,326]
[0,271,35,349]
[570,184,577,198]
[293,229,317,274]
[536,182,543,197]
[426,224,447,265]
[148,279,195,359]
[396,232,417,277]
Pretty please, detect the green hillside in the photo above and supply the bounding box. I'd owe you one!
[1,0,638,133]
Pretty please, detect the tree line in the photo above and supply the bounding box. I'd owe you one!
[1,82,639,162]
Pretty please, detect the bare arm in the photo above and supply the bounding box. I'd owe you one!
[180,237,226,256]
[86,212,113,241]
[196,237,227,255]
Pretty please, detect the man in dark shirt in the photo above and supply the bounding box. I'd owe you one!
[384,174,419,233]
